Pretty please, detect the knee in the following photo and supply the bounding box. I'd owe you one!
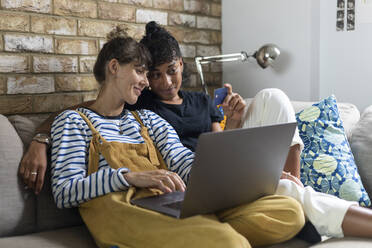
[255,88,290,107]
[279,196,306,240]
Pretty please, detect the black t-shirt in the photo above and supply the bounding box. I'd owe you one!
[126,90,223,151]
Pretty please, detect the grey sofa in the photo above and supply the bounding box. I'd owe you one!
[1,99,372,248]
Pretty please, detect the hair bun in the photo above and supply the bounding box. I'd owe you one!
[106,26,129,41]
[145,21,163,36]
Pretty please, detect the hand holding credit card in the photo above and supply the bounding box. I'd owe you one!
[214,87,228,105]
[214,87,228,130]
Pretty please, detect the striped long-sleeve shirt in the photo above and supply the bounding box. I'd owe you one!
[51,108,194,209]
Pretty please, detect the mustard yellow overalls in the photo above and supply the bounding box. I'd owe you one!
[76,111,304,248]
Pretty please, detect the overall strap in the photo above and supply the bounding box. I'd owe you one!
[76,110,107,143]
[131,111,163,167]
[131,111,145,127]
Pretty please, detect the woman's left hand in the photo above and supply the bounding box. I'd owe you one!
[221,83,246,129]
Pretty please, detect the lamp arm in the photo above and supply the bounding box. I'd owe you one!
[195,51,250,95]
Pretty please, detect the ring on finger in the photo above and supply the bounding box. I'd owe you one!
[30,172,38,176]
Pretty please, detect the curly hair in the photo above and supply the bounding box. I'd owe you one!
[140,21,191,85]
[93,26,151,84]
[140,21,182,69]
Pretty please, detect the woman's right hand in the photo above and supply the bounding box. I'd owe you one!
[19,141,48,195]
[280,171,304,188]
[123,169,186,193]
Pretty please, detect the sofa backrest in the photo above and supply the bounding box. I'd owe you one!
[0,114,83,238]
[244,98,360,141]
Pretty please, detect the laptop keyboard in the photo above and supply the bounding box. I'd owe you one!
[163,200,183,210]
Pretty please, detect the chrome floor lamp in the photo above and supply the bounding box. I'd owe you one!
[194,44,281,95]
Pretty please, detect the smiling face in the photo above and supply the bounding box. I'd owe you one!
[147,58,183,101]
[111,60,149,105]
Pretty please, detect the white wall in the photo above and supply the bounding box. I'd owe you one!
[319,1,372,111]
[222,0,315,101]
[222,0,372,111]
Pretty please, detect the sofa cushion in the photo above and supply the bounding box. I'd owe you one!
[296,95,370,206]
[0,225,96,248]
[350,105,372,201]
[4,115,84,232]
[7,115,37,150]
[36,163,84,232]
[0,114,36,237]
[292,101,360,142]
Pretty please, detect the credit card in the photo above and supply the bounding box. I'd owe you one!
[214,87,228,105]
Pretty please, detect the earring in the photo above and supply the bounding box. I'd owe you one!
[148,86,152,91]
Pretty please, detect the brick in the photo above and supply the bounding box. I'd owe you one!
[179,44,196,58]
[98,2,135,22]
[0,12,29,32]
[1,0,51,13]
[0,95,32,114]
[7,76,54,94]
[182,73,197,87]
[4,34,53,53]
[184,0,209,15]
[0,76,5,94]
[33,56,78,73]
[170,0,183,11]
[99,39,106,50]
[184,58,197,73]
[169,13,195,28]
[32,94,82,113]
[153,0,170,9]
[211,3,221,17]
[166,27,185,43]
[183,30,209,44]
[79,20,116,38]
[210,31,221,44]
[136,9,167,25]
[118,0,152,7]
[0,54,29,73]
[82,91,99,102]
[125,24,146,40]
[211,62,222,72]
[197,16,221,30]
[79,56,96,73]
[31,16,76,35]
[197,45,220,57]
[54,0,97,18]
[204,72,222,87]
[55,75,99,92]
[56,38,97,55]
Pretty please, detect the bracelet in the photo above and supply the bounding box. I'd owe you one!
[32,133,51,147]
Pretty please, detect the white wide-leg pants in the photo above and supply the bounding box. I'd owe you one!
[242,88,357,237]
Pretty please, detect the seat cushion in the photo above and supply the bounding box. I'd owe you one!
[0,114,37,237]
[0,225,96,248]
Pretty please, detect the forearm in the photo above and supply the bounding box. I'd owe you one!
[35,100,95,136]
[283,144,301,178]
[52,167,129,208]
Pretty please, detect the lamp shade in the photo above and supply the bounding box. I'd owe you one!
[254,44,281,69]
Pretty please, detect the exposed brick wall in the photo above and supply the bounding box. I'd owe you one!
[0,0,222,115]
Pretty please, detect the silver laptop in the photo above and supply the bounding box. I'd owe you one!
[131,122,297,218]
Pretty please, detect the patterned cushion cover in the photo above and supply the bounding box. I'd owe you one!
[296,95,371,206]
